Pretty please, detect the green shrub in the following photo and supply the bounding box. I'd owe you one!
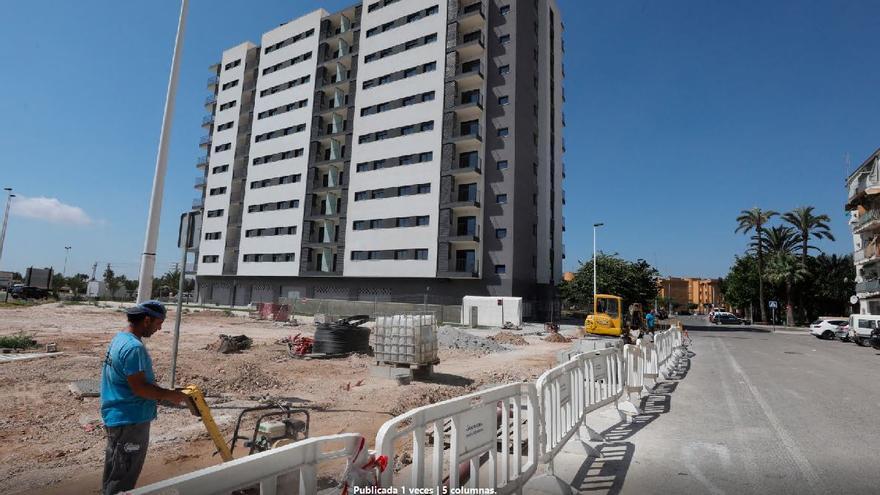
[0,332,38,349]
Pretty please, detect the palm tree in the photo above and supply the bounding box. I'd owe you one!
[759,226,798,256]
[782,206,835,262]
[764,252,809,326]
[782,207,834,322]
[736,208,778,322]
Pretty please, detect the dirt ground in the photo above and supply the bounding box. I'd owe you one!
[0,302,572,494]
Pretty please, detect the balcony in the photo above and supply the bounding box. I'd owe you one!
[208,61,221,73]
[845,156,880,210]
[446,93,483,120]
[440,258,480,278]
[446,188,481,210]
[854,209,880,234]
[196,155,209,169]
[192,197,204,210]
[447,61,484,84]
[201,115,214,129]
[856,278,880,295]
[194,176,206,189]
[207,75,219,91]
[449,30,485,59]
[447,125,482,145]
[445,157,482,178]
[198,135,212,148]
[449,224,480,243]
[204,95,216,110]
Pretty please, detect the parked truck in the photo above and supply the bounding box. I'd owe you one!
[10,267,53,299]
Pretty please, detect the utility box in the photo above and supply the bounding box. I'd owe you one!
[461,296,523,327]
[373,313,438,366]
[86,280,105,298]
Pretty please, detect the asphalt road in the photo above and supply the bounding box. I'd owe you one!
[552,316,880,494]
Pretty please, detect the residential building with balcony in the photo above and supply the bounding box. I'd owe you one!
[657,276,723,314]
[189,0,565,314]
[845,149,880,314]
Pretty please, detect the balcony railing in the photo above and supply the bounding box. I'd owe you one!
[855,209,880,231]
[194,176,207,188]
[199,135,212,147]
[196,155,209,168]
[201,115,214,127]
[207,75,219,89]
[204,95,217,107]
[856,279,880,294]
[192,197,204,210]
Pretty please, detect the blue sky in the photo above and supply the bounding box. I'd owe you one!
[1,0,877,279]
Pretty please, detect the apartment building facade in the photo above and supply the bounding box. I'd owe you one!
[845,149,880,315]
[192,0,565,309]
[657,276,723,313]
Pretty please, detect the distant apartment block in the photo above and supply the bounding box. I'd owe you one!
[190,0,565,311]
[658,277,722,313]
[846,149,880,314]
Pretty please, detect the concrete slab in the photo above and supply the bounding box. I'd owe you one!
[0,351,63,363]
[68,379,100,398]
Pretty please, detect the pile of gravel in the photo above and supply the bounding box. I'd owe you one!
[437,326,509,353]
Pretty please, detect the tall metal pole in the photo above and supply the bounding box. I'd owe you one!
[136,0,189,303]
[592,223,604,307]
[63,246,71,277]
[0,188,14,269]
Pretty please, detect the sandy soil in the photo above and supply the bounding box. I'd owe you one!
[0,303,570,494]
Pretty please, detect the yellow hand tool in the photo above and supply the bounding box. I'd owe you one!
[181,385,234,462]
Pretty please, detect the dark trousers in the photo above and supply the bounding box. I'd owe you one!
[102,421,151,495]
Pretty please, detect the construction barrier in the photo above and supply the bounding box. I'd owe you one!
[129,433,361,495]
[536,354,588,466]
[374,382,539,494]
[132,325,690,494]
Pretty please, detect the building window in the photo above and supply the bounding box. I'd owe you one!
[202,255,219,263]
[415,249,429,260]
[496,228,507,239]
[212,165,229,174]
[498,96,509,105]
[224,59,240,70]
[499,34,511,44]
[416,215,429,226]
[204,232,222,240]
[497,160,508,170]
[496,194,508,204]
[499,65,510,75]
[206,209,224,218]
[497,128,509,137]
[209,187,226,196]
[500,5,510,15]
[495,264,507,274]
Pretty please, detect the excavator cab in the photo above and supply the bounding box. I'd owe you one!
[584,294,624,336]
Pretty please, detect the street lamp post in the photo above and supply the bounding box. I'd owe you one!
[136,0,190,303]
[592,223,604,306]
[63,246,72,277]
[0,188,13,269]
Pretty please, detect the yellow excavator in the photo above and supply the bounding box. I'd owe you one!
[584,294,624,336]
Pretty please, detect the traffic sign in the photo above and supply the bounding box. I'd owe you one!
[768,300,778,309]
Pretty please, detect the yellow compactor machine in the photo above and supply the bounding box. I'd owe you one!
[584,294,624,336]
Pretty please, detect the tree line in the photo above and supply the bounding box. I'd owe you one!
[726,206,852,325]
[560,253,660,313]
[48,267,194,300]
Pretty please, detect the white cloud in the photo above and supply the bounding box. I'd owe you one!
[10,196,95,226]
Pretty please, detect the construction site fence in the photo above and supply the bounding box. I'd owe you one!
[130,434,362,495]
[133,325,686,494]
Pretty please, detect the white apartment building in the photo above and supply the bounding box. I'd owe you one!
[846,149,880,314]
[192,0,566,312]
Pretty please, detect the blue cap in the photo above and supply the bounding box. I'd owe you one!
[126,300,167,319]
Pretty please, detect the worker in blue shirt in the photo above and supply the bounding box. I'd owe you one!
[646,310,656,332]
[100,300,187,494]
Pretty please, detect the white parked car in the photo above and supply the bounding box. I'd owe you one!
[809,317,848,339]
[849,314,880,347]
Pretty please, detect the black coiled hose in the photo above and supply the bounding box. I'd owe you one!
[313,315,371,355]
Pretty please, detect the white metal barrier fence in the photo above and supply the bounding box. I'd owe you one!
[129,433,361,495]
[132,325,688,495]
[374,382,539,494]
